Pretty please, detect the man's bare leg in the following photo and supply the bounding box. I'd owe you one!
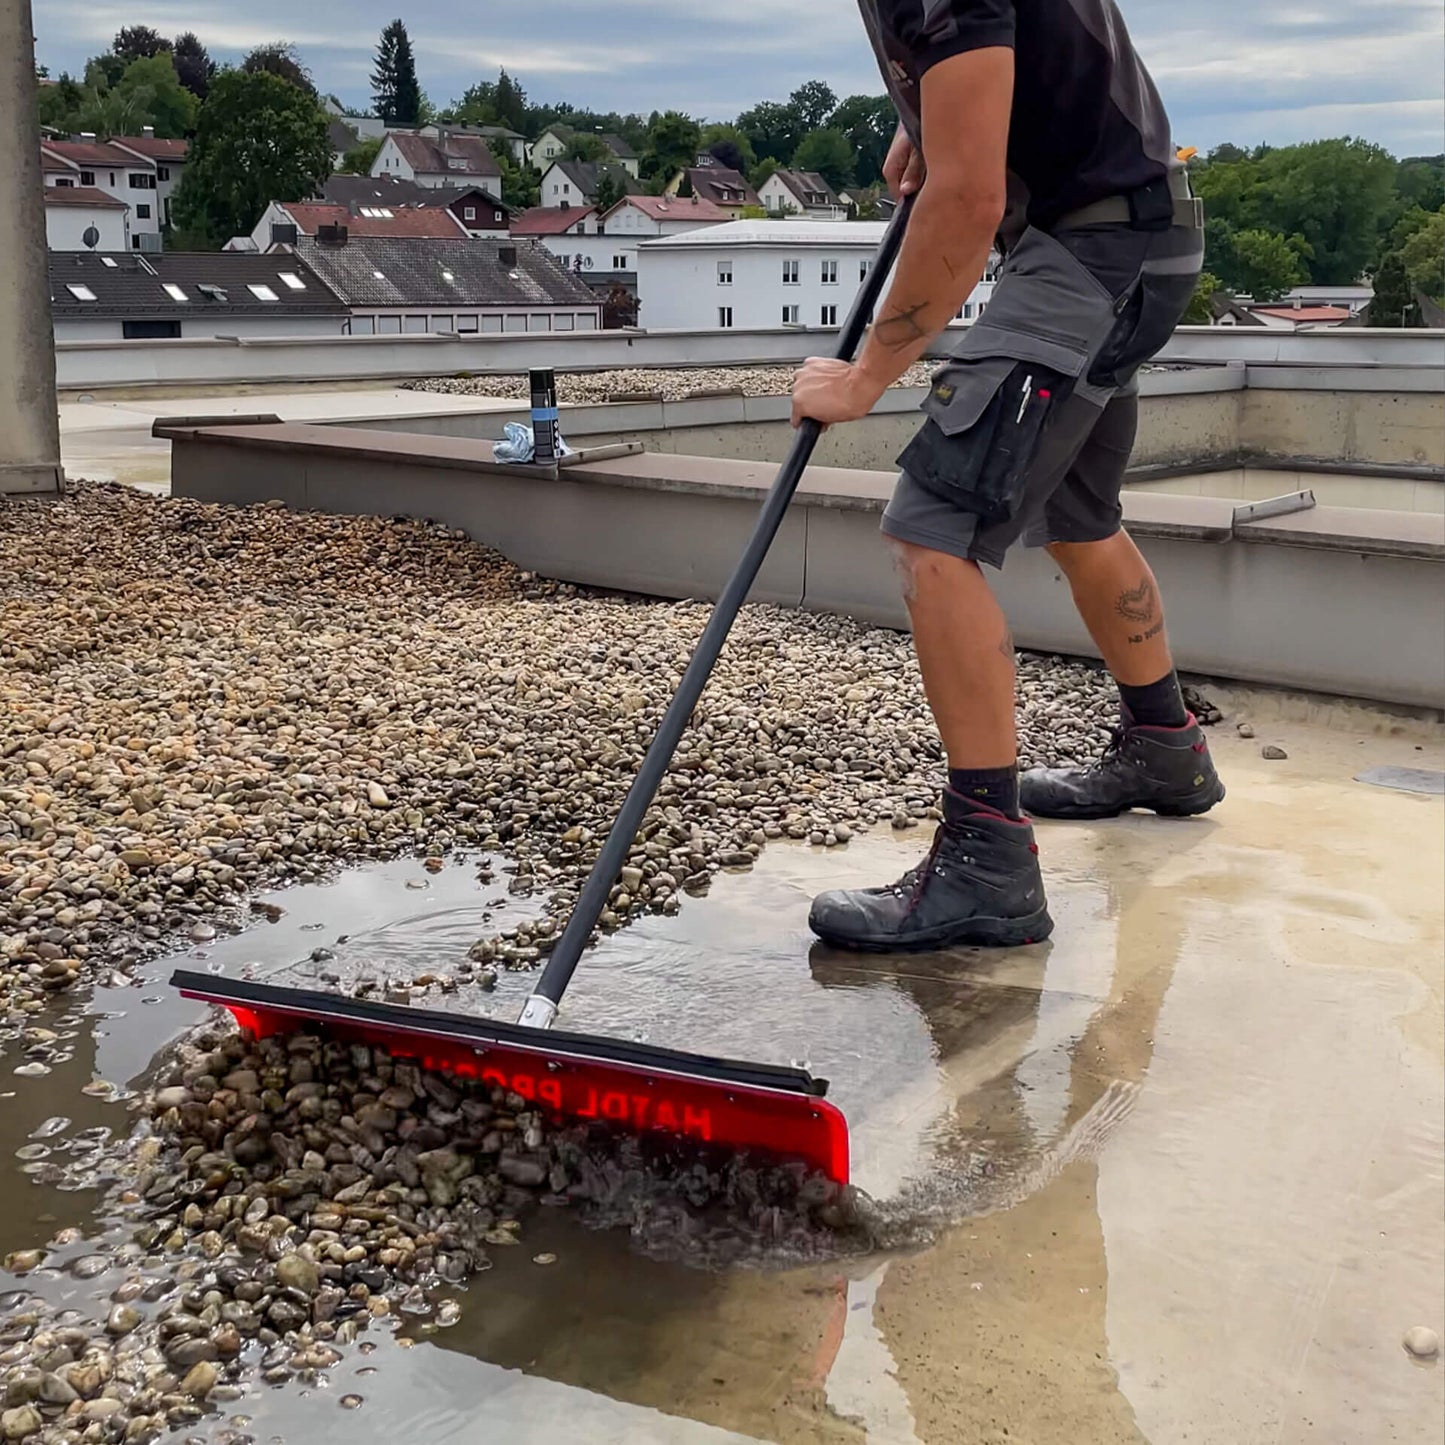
[806,539,1052,952]
[1019,530,1225,819]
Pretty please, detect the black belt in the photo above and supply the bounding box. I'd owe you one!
[1057,169,1203,232]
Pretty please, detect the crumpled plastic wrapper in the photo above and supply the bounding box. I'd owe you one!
[491,421,575,464]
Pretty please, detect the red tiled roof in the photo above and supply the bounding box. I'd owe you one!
[1251,305,1351,322]
[41,139,145,169]
[611,194,730,223]
[510,205,596,236]
[112,136,188,162]
[44,185,127,210]
[277,203,467,239]
[385,131,500,178]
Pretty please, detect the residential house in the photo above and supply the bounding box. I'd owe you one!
[317,174,510,237]
[44,186,129,252]
[592,194,730,278]
[292,232,603,334]
[108,129,188,228]
[537,159,643,209]
[664,157,760,217]
[636,219,995,331]
[40,133,180,252]
[510,205,617,288]
[759,168,846,220]
[1278,284,1374,315]
[371,130,502,199]
[324,102,529,164]
[246,200,470,253]
[48,250,347,341]
[530,125,640,178]
[1245,302,1353,331]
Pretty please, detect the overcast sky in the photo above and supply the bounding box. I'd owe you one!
[33,0,1445,158]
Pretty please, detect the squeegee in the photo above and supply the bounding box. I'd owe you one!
[173,194,916,1187]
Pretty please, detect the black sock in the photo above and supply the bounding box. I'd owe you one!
[1118,670,1188,728]
[947,765,1020,819]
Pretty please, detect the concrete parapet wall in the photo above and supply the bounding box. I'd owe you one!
[162,421,1445,710]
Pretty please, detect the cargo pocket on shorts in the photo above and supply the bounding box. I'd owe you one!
[897,356,1067,527]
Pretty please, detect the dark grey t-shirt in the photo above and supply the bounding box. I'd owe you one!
[858,0,1176,233]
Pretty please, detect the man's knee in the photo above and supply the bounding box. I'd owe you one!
[889,538,981,603]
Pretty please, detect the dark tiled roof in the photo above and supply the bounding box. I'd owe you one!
[546,159,643,200]
[277,203,467,239]
[774,168,840,207]
[47,252,347,318]
[328,118,362,154]
[682,165,759,208]
[386,131,501,179]
[44,185,127,209]
[294,235,600,309]
[316,174,512,218]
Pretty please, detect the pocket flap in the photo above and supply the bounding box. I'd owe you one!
[922,355,1018,436]
[953,324,1089,377]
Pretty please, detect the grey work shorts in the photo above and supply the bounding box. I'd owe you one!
[882,220,1203,568]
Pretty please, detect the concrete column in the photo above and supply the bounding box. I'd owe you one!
[0,0,63,495]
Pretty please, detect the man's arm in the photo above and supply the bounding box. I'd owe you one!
[791,45,1014,426]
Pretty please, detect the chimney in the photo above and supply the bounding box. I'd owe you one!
[270,222,299,248]
[498,243,518,267]
[316,223,349,247]
[142,125,154,139]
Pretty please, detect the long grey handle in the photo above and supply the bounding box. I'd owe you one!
[519,194,916,1026]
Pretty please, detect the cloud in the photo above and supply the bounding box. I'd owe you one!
[32,0,1444,155]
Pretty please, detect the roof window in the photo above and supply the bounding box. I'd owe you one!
[66,284,97,301]
[247,283,279,301]
[162,283,189,302]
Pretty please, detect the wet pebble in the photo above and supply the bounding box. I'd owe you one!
[1262,744,1289,760]
[1403,1326,1439,1360]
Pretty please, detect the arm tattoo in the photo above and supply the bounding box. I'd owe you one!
[873,302,931,351]
[1115,577,1158,624]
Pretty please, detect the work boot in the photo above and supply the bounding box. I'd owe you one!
[808,790,1053,952]
[1019,713,1225,820]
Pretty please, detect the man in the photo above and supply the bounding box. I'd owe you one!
[794,0,1224,952]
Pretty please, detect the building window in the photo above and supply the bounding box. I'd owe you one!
[457,314,479,333]
[404,315,428,333]
[463,206,476,220]
[821,260,838,284]
[555,313,575,331]
[431,316,455,332]
[122,319,181,339]
[613,254,627,270]
[782,260,799,285]
[136,204,151,220]
[377,315,402,334]
[859,260,871,281]
[277,272,306,291]
[820,304,837,325]
[65,284,98,301]
[158,166,170,182]
[504,314,526,332]
[718,305,733,328]
[717,260,732,286]
[53,177,74,188]
[131,236,141,249]
[127,173,156,190]
[351,315,376,334]
[483,315,504,333]
[246,283,278,301]
[162,283,188,302]
[782,304,799,324]
[529,314,551,331]
[80,170,94,185]
[576,312,597,329]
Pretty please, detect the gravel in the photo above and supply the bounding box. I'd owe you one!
[1,482,1136,1018]
[402,363,940,404]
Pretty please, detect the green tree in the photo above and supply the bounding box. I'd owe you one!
[488,138,539,208]
[171,32,214,101]
[736,100,803,164]
[1220,227,1310,300]
[113,25,170,62]
[494,70,527,131]
[242,43,315,97]
[593,169,625,215]
[1395,155,1445,214]
[1182,270,1227,324]
[1370,251,1417,327]
[792,127,855,190]
[642,110,700,184]
[700,123,755,175]
[827,93,895,187]
[566,132,612,162]
[1398,208,1445,303]
[790,80,837,131]
[750,155,780,192]
[85,53,128,91]
[103,54,197,137]
[372,19,421,126]
[36,73,85,132]
[340,136,384,174]
[171,69,331,248]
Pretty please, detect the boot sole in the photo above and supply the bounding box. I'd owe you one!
[1026,780,1226,822]
[810,905,1055,954]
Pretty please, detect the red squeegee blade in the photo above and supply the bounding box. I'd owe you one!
[170,971,851,1184]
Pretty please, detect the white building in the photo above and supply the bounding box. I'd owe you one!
[44,187,129,252]
[371,131,502,199]
[110,132,187,229]
[40,134,181,252]
[758,168,847,221]
[589,194,731,273]
[537,159,641,209]
[636,220,996,332]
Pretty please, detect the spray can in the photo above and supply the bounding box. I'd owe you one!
[529,368,559,465]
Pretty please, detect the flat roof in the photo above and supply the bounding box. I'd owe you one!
[641,220,889,250]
